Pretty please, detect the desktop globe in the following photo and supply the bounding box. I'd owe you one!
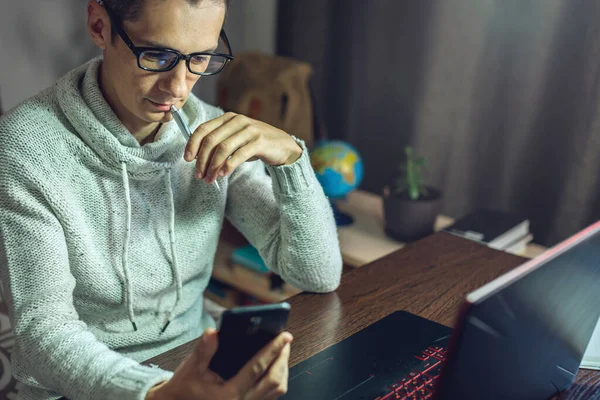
[309,140,364,226]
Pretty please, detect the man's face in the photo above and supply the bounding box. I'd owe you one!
[100,0,226,129]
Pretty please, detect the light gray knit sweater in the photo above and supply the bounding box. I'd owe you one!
[0,57,342,400]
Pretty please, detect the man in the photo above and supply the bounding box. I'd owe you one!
[0,0,342,399]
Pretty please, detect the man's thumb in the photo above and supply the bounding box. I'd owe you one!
[192,328,218,372]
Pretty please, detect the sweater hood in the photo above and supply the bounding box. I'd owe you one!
[55,56,215,177]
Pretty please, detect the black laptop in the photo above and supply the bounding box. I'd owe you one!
[282,221,600,400]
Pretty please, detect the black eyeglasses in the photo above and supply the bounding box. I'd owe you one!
[102,4,234,76]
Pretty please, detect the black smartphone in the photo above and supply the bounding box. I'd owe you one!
[208,302,291,380]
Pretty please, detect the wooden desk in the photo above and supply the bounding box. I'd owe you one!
[146,232,600,399]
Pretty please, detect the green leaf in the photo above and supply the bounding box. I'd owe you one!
[394,146,431,200]
[409,185,419,200]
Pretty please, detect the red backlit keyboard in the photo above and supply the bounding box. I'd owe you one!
[375,345,447,400]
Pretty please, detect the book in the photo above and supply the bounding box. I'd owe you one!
[582,318,600,370]
[443,209,530,250]
[504,233,534,256]
[205,279,242,309]
[231,244,270,274]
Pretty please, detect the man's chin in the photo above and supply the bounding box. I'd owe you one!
[140,108,172,123]
[158,112,174,123]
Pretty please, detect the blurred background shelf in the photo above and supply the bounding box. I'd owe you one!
[207,226,301,308]
[335,191,547,267]
[336,190,454,267]
[211,240,300,304]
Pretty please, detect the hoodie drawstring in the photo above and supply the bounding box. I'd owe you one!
[121,162,137,331]
[120,164,183,334]
[162,168,183,334]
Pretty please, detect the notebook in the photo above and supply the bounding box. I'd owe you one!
[443,209,529,250]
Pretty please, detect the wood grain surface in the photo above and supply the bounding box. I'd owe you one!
[146,232,600,399]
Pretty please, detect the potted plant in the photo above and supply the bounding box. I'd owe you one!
[383,146,443,242]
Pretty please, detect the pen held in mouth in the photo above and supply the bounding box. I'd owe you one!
[170,105,193,140]
[170,105,220,191]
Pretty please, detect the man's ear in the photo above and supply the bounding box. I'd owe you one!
[87,0,111,50]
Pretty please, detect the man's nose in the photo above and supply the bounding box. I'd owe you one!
[159,60,190,99]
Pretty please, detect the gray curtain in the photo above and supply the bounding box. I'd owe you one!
[278,0,600,247]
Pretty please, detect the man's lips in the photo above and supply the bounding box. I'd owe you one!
[147,99,174,110]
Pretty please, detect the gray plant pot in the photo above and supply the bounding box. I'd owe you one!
[383,186,443,242]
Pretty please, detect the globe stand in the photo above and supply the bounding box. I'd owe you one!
[330,200,354,226]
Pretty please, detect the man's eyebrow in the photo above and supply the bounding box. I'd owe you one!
[137,39,218,53]
[137,39,170,48]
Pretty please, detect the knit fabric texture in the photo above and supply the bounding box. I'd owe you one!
[0,56,342,400]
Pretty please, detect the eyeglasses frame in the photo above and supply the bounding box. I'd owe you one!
[102,3,234,76]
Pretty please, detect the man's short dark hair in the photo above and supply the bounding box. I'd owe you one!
[102,0,230,42]
[102,0,229,22]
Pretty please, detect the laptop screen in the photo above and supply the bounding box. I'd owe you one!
[437,222,600,399]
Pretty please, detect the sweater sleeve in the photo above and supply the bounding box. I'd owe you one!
[0,167,173,400]
[225,138,342,293]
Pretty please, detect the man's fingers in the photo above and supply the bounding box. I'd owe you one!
[184,112,236,162]
[211,138,263,182]
[193,123,237,180]
[259,343,291,400]
[204,369,226,385]
[193,116,249,179]
[229,332,293,394]
[190,328,219,374]
[204,128,256,182]
[215,147,254,180]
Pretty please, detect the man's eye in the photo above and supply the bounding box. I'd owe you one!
[191,55,211,64]
[142,51,175,65]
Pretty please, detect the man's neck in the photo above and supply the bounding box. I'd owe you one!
[138,124,162,146]
[99,63,160,145]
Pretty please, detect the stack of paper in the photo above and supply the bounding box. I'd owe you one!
[443,209,532,253]
[582,319,600,370]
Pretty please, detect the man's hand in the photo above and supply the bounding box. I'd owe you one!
[183,112,303,184]
[146,328,293,400]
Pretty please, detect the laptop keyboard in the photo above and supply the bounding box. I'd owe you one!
[375,345,447,400]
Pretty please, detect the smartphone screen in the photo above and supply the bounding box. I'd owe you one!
[209,302,291,380]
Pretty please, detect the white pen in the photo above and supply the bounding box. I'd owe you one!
[170,105,220,191]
